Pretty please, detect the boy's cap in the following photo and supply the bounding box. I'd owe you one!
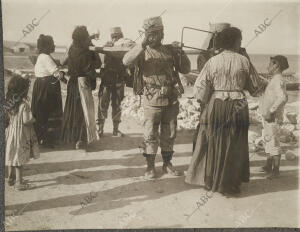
[270,55,289,71]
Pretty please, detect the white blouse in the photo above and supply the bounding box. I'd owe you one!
[194,50,264,101]
[34,54,58,77]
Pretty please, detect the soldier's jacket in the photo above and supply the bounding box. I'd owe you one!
[123,44,191,106]
[101,41,127,86]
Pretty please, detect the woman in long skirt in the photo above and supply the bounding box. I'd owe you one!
[185,27,267,195]
[61,26,101,150]
[32,34,66,147]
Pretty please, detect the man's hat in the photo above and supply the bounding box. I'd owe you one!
[143,16,163,33]
[270,55,289,71]
[110,27,122,35]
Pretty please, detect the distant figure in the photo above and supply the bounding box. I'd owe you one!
[32,34,66,147]
[61,26,101,150]
[259,55,289,178]
[185,27,267,195]
[5,76,39,191]
[97,27,127,137]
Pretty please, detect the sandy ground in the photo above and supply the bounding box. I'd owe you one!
[4,113,299,230]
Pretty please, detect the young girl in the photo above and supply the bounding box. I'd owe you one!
[5,75,40,191]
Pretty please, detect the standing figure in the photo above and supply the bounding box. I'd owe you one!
[97,27,127,137]
[185,27,267,195]
[123,16,191,179]
[32,34,66,147]
[259,55,289,178]
[61,26,101,150]
[5,76,39,190]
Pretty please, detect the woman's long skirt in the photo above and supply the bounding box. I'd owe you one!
[31,76,63,143]
[77,76,97,144]
[185,98,250,193]
[61,77,87,144]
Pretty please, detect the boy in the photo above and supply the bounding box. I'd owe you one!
[259,55,289,178]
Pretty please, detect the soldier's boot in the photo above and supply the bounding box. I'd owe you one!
[267,155,281,179]
[259,156,273,173]
[97,119,105,137]
[162,152,181,176]
[143,153,156,179]
[113,121,124,137]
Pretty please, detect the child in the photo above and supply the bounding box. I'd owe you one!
[5,75,40,190]
[259,55,289,179]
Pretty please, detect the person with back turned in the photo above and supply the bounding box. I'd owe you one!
[123,16,191,179]
[185,27,267,195]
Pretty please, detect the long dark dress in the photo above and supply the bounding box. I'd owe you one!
[185,50,265,193]
[32,54,63,144]
[61,45,101,144]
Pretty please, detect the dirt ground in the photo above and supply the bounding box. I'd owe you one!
[4,118,299,230]
[4,85,300,230]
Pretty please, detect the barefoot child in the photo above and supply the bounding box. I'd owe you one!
[5,75,40,190]
[259,55,289,178]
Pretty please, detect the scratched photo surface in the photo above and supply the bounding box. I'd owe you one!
[1,0,300,230]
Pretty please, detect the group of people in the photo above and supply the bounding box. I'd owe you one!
[5,16,289,196]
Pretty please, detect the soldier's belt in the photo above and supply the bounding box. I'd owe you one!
[143,74,173,82]
[144,84,175,96]
[144,83,173,89]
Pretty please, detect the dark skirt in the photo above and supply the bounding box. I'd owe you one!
[61,77,86,144]
[185,98,250,193]
[31,76,63,143]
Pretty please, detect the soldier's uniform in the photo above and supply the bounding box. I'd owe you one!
[123,16,191,178]
[97,27,127,136]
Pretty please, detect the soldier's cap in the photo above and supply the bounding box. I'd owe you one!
[270,55,289,71]
[143,16,164,33]
[110,27,123,35]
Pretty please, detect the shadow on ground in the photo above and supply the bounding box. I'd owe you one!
[7,167,298,214]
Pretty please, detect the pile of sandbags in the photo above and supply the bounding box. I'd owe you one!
[5,68,35,79]
[177,98,200,129]
[249,108,262,125]
[248,111,299,153]
[121,94,144,121]
[121,93,300,140]
[121,94,201,130]
[280,109,299,143]
[248,131,262,153]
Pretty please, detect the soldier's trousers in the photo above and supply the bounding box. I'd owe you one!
[143,102,179,155]
[97,84,124,123]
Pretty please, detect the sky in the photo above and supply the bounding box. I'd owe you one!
[2,0,300,55]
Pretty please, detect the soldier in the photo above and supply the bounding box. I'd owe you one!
[123,16,191,179]
[97,27,127,137]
